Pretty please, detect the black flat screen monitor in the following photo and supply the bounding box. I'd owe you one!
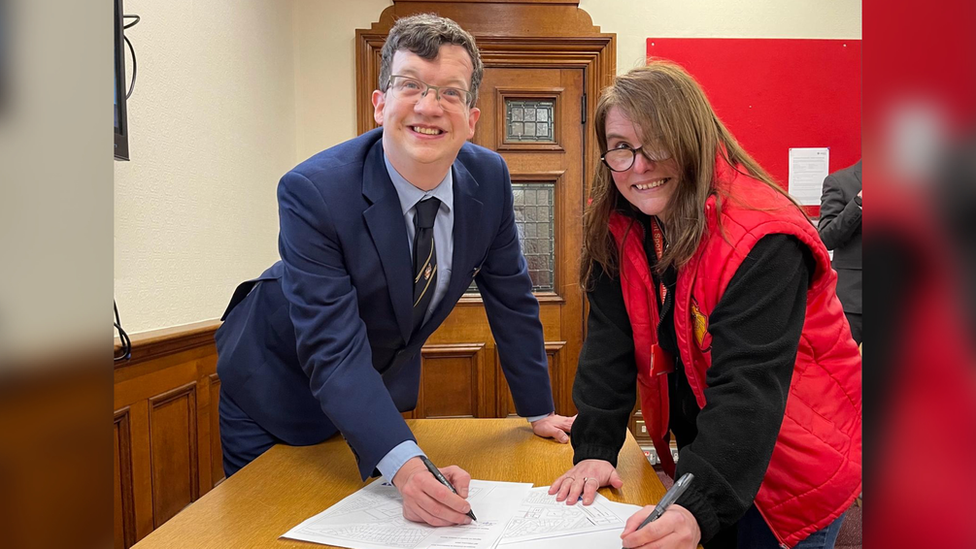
[114,0,129,161]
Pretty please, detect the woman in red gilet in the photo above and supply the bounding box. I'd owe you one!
[548,62,861,549]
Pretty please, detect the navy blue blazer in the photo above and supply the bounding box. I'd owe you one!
[215,128,554,479]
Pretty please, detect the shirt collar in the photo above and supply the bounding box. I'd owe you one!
[383,153,454,216]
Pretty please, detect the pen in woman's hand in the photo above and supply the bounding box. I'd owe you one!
[629,472,694,541]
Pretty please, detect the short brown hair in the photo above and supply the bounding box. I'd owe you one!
[379,14,483,107]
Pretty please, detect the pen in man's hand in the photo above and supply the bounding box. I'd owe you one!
[418,455,477,522]
[630,473,694,538]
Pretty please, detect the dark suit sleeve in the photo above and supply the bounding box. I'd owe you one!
[475,156,556,417]
[818,173,862,250]
[277,170,415,480]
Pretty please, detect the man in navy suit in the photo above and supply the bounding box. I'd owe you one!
[214,14,573,527]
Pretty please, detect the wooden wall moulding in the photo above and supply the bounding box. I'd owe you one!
[413,343,488,418]
[148,382,200,528]
[113,321,221,546]
[114,319,221,369]
[114,407,136,549]
[208,373,225,487]
[496,340,567,416]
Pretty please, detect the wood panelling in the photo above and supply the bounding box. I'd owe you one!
[114,321,220,546]
[115,320,221,368]
[148,383,199,527]
[499,341,566,417]
[208,373,224,487]
[417,344,486,418]
[114,408,136,549]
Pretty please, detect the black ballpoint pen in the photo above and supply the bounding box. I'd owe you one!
[624,473,694,548]
[418,455,478,522]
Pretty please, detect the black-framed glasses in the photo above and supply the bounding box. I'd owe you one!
[387,75,473,110]
[600,145,672,172]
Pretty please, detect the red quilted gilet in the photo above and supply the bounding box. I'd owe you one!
[607,158,861,547]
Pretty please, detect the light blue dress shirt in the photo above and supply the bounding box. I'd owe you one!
[385,155,454,325]
[375,155,552,482]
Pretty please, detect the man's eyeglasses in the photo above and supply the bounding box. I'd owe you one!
[387,75,473,111]
[601,145,672,172]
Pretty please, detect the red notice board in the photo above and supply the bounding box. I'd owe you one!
[647,38,861,217]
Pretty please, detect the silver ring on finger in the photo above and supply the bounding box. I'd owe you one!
[583,477,597,484]
[565,476,576,482]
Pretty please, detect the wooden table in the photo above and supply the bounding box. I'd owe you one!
[133,418,667,548]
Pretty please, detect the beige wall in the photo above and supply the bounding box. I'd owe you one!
[582,0,862,73]
[114,0,860,334]
[114,0,298,333]
[294,0,394,161]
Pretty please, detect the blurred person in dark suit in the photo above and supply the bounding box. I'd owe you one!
[818,160,862,344]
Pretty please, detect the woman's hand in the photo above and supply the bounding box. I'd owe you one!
[620,504,701,548]
[547,459,623,505]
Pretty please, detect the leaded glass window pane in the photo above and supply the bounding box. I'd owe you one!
[505,99,555,142]
[466,183,555,294]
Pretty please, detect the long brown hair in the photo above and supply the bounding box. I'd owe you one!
[580,60,796,288]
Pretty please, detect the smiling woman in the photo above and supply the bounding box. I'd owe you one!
[582,61,789,278]
[601,108,680,220]
[558,61,862,549]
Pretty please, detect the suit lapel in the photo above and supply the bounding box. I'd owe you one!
[425,159,484,329]
[362,141,413,344]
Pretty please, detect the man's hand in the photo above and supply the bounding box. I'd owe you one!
[392,457,473,527]
[620,504,700,548]
[530,413,576,443]
[548,458,623,505]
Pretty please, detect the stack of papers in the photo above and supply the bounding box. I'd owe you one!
[282,480,642,549]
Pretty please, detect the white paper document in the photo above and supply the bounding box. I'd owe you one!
[498,527,636,549]
[282,478,533,549]
[495,486,640,545]
[494,487,642,547]
[788,147,830,205]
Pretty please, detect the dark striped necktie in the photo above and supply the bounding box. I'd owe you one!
[412,197,441,333]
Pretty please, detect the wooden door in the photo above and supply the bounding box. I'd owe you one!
[411,66,585,419]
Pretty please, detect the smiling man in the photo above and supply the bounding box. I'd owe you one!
[213,14,573,527]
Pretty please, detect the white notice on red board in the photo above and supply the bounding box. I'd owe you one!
[788,147,829,205]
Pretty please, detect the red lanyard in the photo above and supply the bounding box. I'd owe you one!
[649,216,674,376]
[650,216,667,304]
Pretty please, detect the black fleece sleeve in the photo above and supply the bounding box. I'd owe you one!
[674,235,813,543]
[570,263,638,467]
